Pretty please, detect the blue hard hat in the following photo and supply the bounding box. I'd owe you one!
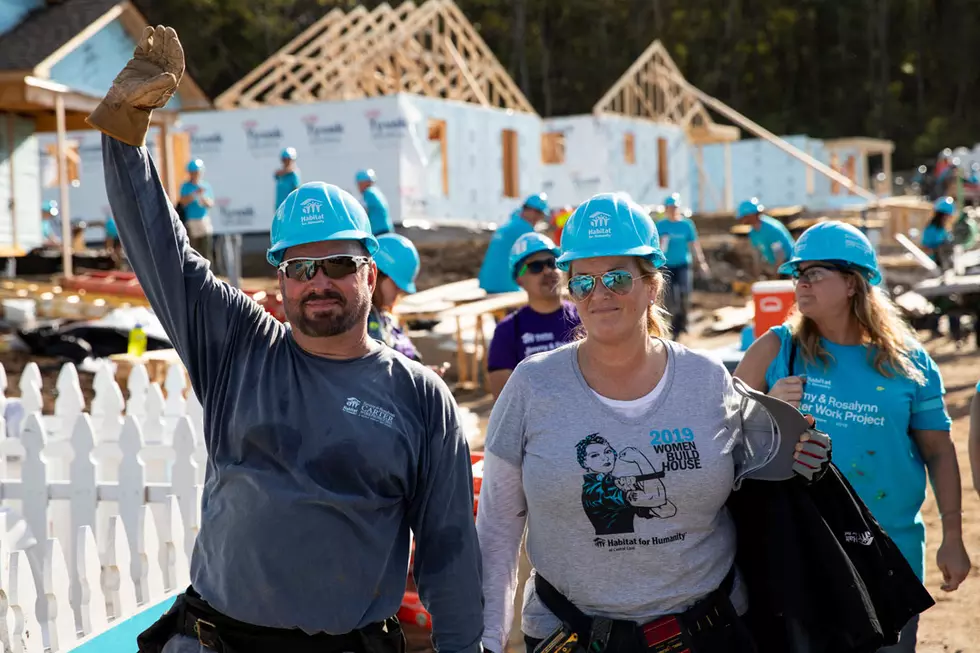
[555,192,666,271]
[934,196,955,215]
[281,147,297,160]
[266,182,379,267]
[509,232,560,278]
[663,193,680,208]
[374,233,420,294]
[355,169,376,183]
[187,159,204,173]
[777,220,881,285]
[737,198,763,219]
[523,193,548,213]
[43,200,59,216]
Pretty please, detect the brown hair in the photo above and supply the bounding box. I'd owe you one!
[789,271,925,384]
[568,257,672,340]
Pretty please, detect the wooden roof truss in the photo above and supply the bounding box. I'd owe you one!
[592,40,739,144]
[214,0,534,113]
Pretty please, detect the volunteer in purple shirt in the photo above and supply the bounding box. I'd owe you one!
[487,232,581,398]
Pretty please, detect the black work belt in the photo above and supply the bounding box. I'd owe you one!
[534,568,738,653]
[137,586,406,653]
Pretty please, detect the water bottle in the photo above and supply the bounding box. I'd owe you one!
[128,322,147,357]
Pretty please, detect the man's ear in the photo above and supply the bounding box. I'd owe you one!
[367,259,378,294]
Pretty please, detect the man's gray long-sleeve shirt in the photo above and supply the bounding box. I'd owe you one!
[101,135,483,651]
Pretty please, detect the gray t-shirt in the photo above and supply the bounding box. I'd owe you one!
[102,135,482,653]
[484,340,742,639]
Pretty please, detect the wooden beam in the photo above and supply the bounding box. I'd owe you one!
[34,3,126,76]
[55,94,73,278]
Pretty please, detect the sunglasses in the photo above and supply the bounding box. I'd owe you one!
[278,255,370,282]
[519,258,558,276]
[567,269,646,301]
[792,264,850,285]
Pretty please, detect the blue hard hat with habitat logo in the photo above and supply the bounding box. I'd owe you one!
[355,169,376,183]
[523,193,548,213]
[778,220,881,285]
[664,193,680,208]
[281,147,297,160]
[509,232,560,278]
[187,159,204,173]
[737,198,763,219]
[934,196,955,215]
[374,233,420,294]
[266,182,379,267]
[555,192,666,271]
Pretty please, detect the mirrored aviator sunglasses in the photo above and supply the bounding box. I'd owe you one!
[279,255,370,282]
[566,269,638,301]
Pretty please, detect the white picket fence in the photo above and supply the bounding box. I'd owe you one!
[0,359,206,651]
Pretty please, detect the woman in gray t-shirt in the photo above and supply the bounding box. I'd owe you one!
[476,193,829,653]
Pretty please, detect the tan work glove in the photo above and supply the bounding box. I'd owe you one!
[85,25,184,147]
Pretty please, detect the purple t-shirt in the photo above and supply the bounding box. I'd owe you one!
[487,301,581,372]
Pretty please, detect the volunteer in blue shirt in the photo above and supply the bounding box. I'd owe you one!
[486,232,580,398]
[41,200,60,246]
[104,215,123,268]
[85,26,482,653]
[478,193,549,294]
[921,196,954,267]
[275,146,301,210]
[356,168,393,236]
[178,158,214,260]
[736,198,795,278]
[656,193,710,337]
[735,221,971,653]
[368,232,424,363]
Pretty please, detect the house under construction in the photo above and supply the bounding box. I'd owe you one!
[173,0,543,235]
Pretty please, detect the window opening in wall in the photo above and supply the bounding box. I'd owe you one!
[427,119,449,196]
[502,129,519,198]
[657,137,668,188]
[541,131,565,165]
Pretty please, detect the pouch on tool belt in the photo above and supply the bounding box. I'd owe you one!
[727,377,828,483]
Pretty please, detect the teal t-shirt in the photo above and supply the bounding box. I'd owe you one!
[656,217,698,267]
[275,169,301,210]
[179,181,212,221]
[363,186,393,235]
[478,212,534,294]
[764,324,951,581]
[921,224,950,249]
[749,216,795,266]
[105,217,118,239]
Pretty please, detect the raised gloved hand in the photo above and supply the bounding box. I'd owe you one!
[792,415,832,481]
[85,25,184,147]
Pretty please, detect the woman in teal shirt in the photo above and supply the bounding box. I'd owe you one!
[921,196,954,267]
[735,221,971,653]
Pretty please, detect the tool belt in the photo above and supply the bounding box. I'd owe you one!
[533,568,738,653]
[136,586,406,653]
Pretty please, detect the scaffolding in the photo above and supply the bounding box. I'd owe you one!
[214,0,534,114]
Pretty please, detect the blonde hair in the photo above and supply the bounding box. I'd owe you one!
[789,272,925,384]
[567,257,672,340]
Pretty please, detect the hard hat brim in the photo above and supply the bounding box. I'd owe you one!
[266,229,380,266]
[556,244,667,272]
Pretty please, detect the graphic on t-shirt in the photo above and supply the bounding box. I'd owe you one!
[576,434,677,535]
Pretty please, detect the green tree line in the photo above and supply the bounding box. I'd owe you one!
[135,0,980,169]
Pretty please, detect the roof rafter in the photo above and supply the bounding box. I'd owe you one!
[214,0,535,114]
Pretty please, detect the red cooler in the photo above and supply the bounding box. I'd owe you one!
[751,280,796,334]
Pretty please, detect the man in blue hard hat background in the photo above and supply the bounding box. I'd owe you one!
[275,146,302,210]
[356,168,394,236]
[478,192,549,294]
[178,157,214,261]
[736,197,795,279]
[86,26,483,653]
[41,200,61,247]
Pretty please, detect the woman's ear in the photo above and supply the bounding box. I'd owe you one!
[646,271,662,304]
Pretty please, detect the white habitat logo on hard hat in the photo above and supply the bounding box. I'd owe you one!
[588,212,612,238]
[300,198,324,225]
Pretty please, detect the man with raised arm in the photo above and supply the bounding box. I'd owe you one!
[86,26,483,653]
